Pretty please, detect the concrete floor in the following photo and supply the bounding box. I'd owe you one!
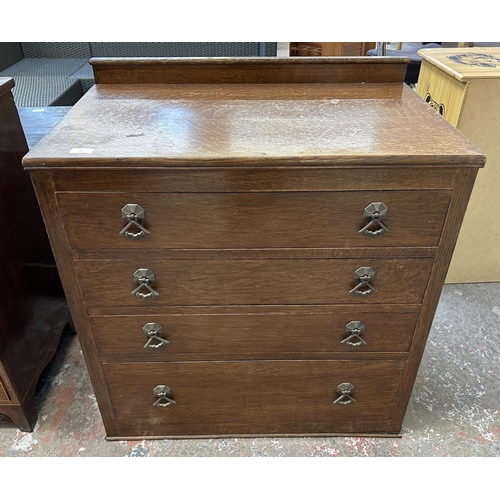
[0,282,498,457]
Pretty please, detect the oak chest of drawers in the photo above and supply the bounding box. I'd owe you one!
[23,57,485,439]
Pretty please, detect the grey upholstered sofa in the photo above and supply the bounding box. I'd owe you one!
[0,42,277,107]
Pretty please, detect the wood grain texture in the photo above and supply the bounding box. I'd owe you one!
[106,432,402,442]
[0,379,9,401]
[0,297,68,402]
[0,79,55,278]
[100,351,409,363]
[0,81,67,431]
[57,190,451,250]
[18,106,71,149]
[106,432,401,440]
[22,83,485,169]
[24,58,485,438]
[0,398,37,432]
[90,309,419,359]
[68,83,405,100]
[75,258,434,307]
[53,167,461,193]
[0,301,68,431]
[73,247,438,261]
[416,61,467,127]
[90,57,409,84]
[0,79,24,392]
[102,359,406,437]
[87,303,422,317]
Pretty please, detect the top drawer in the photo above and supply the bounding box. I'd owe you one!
[57,190,451,250]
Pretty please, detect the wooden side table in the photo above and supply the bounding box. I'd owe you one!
[416,47,500,283]
[0,77,70,431]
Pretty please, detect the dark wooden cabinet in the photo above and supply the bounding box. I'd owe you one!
[23,58,485,439]
[0,77,70,431]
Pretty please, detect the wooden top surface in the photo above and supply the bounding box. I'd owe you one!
[418,47,500,82]
[23,58,485,169]
[0,77,14,97]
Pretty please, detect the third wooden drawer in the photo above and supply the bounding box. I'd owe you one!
[90,306,420,359]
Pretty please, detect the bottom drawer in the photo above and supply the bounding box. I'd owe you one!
[102,360,406,438]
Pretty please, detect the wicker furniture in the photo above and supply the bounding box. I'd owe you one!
[0,43,277,107]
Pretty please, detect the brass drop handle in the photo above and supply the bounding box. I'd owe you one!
[349,267,377,297]
[143,323,169,349]
[341,321,367,347]
[359,202,388,237]
[153,385,176,407]
[333,383,356,405]
[131,268,159,299]
[120,203,151,240]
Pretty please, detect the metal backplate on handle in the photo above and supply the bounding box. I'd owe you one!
[120,203,151,240]
[349,267,377,297]
[341,321,367,347]
[131,268,159,299]
[143,323,169,349]
[333,383,356,405]
[153,385,176,407]
[359,202,388,237]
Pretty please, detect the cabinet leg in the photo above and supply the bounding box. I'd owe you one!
[0,396,37,432]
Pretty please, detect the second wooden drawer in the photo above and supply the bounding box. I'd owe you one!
[76,258,434,306]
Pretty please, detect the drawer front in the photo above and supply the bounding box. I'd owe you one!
[57,191,451,250]
[91,310,419,358]
[102,359,406,437]
[0,378,9,401]
[76,258,433,307]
